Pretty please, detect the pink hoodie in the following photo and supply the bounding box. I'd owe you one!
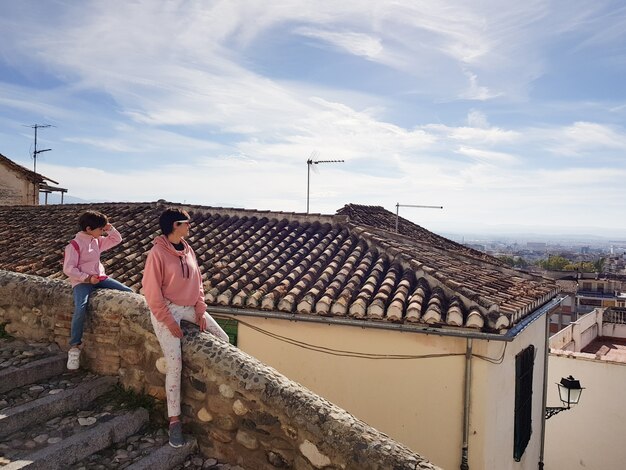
[141,235,207,325]
[63,226,123,287]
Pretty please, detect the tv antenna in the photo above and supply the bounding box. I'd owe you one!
[395,203,443,233]
[24,124,54,174]
[306,152,344,213]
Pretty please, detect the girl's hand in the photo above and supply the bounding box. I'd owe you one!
[199,315,208,332]
[165,319,183,338]
[89,275,99,284]
[103,223,112,232]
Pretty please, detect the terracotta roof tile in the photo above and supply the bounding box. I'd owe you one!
[0,201,559,334]
[337,203,504,266]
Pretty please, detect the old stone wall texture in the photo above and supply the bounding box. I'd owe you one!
[0,165,34,205]
[0,269,439,470]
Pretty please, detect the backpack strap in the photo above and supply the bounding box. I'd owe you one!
[62,239,81,268]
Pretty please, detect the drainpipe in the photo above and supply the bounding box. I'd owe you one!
[460,337,473,470]
[538,302,550,469]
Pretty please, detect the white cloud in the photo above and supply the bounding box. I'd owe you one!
[459,70,503,101]
[62,137,140,153]
[455,146,518,164]
[424,123,520,145]
[467,110,489,128]
[546,121,626,156]
[294,28,384,60]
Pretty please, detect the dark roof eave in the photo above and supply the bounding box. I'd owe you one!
[0,154,57,184]
[206,302,560,342]
[500,295,565,340]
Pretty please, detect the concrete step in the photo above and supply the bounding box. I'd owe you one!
[0,353,67,394]
[0,339,225,470]
[2,408,149,470]
[126,438,198,470]
[0,375,117,438]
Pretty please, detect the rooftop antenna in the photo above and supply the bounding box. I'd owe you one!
[23,124,55,204]
[306,152,344,214]
[395,203,443,233]
[25,124,54,175]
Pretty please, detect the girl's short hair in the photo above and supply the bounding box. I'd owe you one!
[159,208,191,235]
[78,210,108,231]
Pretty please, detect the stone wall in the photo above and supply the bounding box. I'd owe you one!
[0,164,35,206]
[0,270,439,470]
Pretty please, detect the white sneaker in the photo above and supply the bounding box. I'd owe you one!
[67,347,81,370]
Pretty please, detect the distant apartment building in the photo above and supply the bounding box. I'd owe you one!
[464,242,487,252]
[550,279,577,334]
[527,242,547,252]
[548,274,626,333]
[576,276,626,316]
[606,253,626,274]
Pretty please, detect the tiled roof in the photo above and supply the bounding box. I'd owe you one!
[0,201,559,334]
[337,204,505,266]
[0,153,58,185]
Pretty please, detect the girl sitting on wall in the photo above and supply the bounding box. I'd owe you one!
[63,210,133,370]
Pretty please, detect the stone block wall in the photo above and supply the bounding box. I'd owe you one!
[0,163,36,206]
[0,269,439,470]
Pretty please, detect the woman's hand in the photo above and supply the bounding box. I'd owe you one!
[197,312,229,342]
[199,314,208,332]
[165,318,183,338]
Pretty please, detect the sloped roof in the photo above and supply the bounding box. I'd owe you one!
[0,201,559,334]
[0,153,58,184]
[338,204,506,266]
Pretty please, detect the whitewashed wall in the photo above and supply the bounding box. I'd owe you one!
[545,351,626,470]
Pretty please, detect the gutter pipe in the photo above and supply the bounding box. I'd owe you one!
[538,296,565,469]
[460,338,473,470]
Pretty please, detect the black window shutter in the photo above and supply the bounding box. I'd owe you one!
[514,345,535,461]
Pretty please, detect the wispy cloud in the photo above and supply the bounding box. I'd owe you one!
[455,146,519,164]
[294,28,384,60]
[459,70,503,100]
[424,123,520,145]
[546,121,626,156]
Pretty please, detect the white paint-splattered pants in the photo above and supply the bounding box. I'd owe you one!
[150,303,229,417]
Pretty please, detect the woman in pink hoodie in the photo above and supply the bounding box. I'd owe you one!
[142,207,228,448]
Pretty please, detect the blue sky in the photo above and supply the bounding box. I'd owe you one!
[1,1,626,237]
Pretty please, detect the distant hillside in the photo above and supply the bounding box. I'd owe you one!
[39,193,90,205]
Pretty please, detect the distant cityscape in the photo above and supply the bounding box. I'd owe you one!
[449,232,626,275]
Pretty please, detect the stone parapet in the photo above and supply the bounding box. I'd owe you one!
[0,269,439,470]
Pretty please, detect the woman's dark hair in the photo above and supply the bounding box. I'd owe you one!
[78,210,108,231]
[159,208,190,235]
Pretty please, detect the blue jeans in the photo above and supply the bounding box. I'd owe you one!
[70,278,133,346]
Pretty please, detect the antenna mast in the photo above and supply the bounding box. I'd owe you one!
[23,124,54,204]
[306,153,344,214]
[28,124,53,175]
[395,203,444,233]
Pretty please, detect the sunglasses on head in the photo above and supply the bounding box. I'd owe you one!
[174,220,191,227]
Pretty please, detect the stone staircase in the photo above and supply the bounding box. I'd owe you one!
[0,337,236,470]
